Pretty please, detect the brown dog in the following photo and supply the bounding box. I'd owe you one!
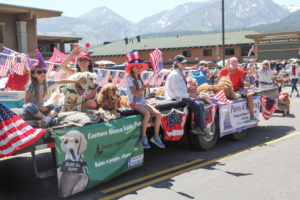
[186,77,198,95]
[97,83,127,119]
[155,87,165,97]
[279,92,290,116]
[155,77,198,97]
[197,76,240,99]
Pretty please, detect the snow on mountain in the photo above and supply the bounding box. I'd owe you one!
[282,5,300,13]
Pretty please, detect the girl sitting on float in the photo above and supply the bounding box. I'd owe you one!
[23,50,83,128]
[125,50,165,149]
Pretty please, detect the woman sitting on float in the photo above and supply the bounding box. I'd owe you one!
[219,57,258,121]
[60,44,98,109]
[164,55,208,134]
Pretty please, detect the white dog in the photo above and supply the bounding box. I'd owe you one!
[57,130,89,197]
[59,72,98,111]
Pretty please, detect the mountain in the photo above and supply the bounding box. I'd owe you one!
[159,0,287,32]
[38,7,134,46]
[37,0,292,45]
[282,5,300,13]
[136,2,206,34]
[237,10,300,33]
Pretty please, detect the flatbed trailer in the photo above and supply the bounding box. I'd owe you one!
[5,85,279,181]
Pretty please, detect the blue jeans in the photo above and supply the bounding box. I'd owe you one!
[23,103,62,116]
[182,98,206,130]
[291,78,299,94]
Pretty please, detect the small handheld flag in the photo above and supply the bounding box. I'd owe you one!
[149,48,163,74]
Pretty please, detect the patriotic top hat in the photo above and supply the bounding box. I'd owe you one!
[124,50,148,74]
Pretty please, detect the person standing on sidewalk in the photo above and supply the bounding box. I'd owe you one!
[289,62,300,97]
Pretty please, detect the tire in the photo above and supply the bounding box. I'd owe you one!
[51,147,57,167]
[178,129,192,148]
[187,112,219,151]
[229,130,247,141]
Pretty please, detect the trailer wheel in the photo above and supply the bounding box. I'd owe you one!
[230,130,246,141]
[178,129,192,148]
[188,120,218,151]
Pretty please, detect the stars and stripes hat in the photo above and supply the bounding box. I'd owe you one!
[124,50,148,74]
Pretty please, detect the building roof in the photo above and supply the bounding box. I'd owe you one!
[91,31,257,57]
[245,31,300,40]
[37,35,82,43]
[0,3,62,19]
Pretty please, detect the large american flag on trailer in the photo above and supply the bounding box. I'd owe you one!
[161,106,188,141]
[0,103,45,158]
[210,89,233,104]
[149,48,164,74]
[261,95,278,120]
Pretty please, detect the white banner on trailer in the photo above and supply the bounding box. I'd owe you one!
[219,96,261,137]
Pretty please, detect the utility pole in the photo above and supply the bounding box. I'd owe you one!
[222,0,225,67]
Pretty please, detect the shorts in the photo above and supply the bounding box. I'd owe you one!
[235,88,247,97]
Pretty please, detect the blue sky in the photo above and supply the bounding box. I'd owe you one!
[0,0,299,22]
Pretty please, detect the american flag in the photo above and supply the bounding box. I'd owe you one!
[248,44,255,57]
[12,56,26,75]
[0,103,45,158]
[118,72,128,87]
[54,66,64,80]
[210,89,233,104]
[204,104,217,129]
[0,55,12,76]
[47,63,55,78]
[149,48,164,74]
[1,47,15,55]
[279,92,286,101]
[161,106,188,141]
[261,95,278,120]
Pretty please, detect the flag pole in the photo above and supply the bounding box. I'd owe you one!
[222,0,225,67]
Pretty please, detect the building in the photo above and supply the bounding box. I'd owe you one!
[37,35,82,59]
[0,3,81,58]
[245,31,300,61]
[91,31,256,68]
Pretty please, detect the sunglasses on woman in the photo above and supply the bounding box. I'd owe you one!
[78,59,89,62]
[35,69,47,74]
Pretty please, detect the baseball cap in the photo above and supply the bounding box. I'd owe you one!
[174,55,188,64]
[78,51,91,60]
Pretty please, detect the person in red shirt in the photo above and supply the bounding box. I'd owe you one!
[220,57,257,121]
[5,61,30,91]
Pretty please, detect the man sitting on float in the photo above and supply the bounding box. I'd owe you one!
[219,57,258,121]
[164,55,208,134]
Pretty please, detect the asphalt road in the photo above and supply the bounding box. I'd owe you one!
[1,95,300,200]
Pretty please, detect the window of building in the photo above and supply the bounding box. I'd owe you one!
[183,50,191,57]
[203,49,212,57]
[225,48,235,56]
[241,45,253,57]
[0,24,4,44]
